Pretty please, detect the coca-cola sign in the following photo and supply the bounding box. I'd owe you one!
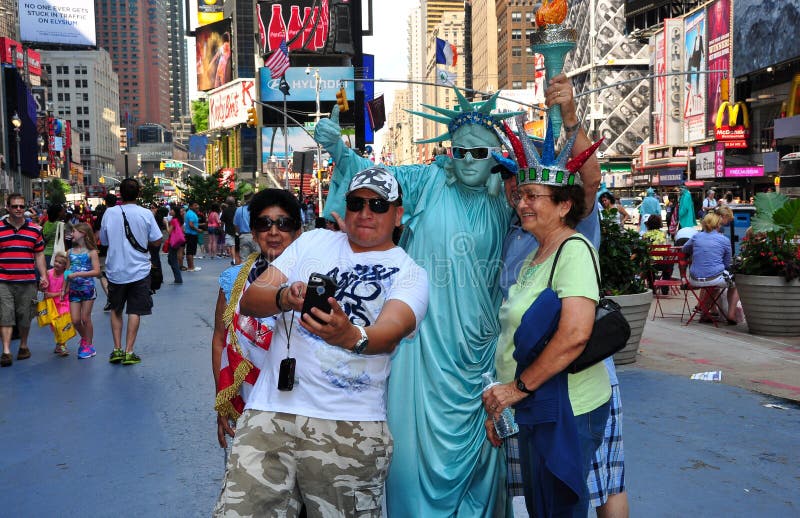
[257,0,352,55]
[208,79,256,130]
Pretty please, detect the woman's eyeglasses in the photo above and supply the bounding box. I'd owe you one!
[451,146,499,160]
[345,196,393,214]
[511,190,554,206]
[252,216,299,233]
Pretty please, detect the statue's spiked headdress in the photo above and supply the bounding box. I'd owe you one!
[500,113,603,187]
[406,87,523,144]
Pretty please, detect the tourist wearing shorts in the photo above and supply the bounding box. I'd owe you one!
[184,201,201,272]
[99,178,163,366]
[0,194,48,367]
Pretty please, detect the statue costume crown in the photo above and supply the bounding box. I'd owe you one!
[499,112,604,188]
[406,87,523,144]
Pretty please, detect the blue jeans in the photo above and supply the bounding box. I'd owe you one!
[167,246,182,283]
[519,400,611,518]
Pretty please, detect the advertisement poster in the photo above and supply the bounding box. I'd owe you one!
[664,19,684,146]
[18,1,96,47]
[256,0,354,55]
[706,0,731,137]
[198,0,225,27]
[683,10,707,143]
[196,19,233,92]
[652,31,666,145]
[208,79,256,131]
[259,66,354,102]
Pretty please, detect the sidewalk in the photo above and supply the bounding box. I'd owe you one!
[632,294,800,401]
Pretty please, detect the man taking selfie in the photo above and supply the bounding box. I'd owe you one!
[213,167,429,517]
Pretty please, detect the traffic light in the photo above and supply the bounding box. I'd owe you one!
[336,87,349,112]
[160,160,165,171]
[720,78,729,102]
[246,106,258,128]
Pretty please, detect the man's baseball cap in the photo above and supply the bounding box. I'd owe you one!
[346,167,400,202]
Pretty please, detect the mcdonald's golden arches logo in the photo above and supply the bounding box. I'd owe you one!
[715,101,750,149]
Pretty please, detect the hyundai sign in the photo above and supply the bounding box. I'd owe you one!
[259,66,355,102]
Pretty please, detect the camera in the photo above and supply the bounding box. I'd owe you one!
[278,357,296,391]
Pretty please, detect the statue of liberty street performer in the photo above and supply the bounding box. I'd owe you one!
[314,74,599,517]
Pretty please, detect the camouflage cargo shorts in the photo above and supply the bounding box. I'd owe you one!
[213,410,393,518]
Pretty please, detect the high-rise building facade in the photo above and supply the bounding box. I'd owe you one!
[167,0,189,124]
[95,0,171,139]
[470,0,498,94]
[40,49,121,185]
[408,8,425,145]
[423,11,465,145]
[0,0,18,39]
[495,1,537,90]
[423,1,465,32]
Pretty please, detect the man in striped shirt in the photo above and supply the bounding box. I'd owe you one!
[0,194,48,367]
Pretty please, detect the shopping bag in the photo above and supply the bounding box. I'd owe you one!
[36,298,57,327]
[51,222,66,266]
[52,312,76,343]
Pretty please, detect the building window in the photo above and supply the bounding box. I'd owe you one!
[526,12,534,23]
[512,29,522,40]
[512,47,522,57]
[511,11,521,22]
[512,81,523,89]
[526,81,536,89]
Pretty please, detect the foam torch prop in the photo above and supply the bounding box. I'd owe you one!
[530,0,576,137]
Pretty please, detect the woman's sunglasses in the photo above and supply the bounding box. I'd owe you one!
[252,216,299,233]
[345,196,393,214]
[451,146,499,160]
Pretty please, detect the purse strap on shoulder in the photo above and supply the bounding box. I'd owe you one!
[547,235,602,297]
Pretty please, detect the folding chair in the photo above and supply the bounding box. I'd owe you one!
[650,247,691,320]
[684,272,728,327]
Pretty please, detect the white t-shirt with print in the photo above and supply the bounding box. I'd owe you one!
[245,229,429,421]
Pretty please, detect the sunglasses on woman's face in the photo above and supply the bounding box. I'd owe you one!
[451,146,498,160]
[252,216,298,233]
[345,196,393,214]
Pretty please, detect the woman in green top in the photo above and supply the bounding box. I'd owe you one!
[42,204,65,266]
[483,125,611,517]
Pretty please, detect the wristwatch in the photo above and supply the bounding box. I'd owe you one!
[515,377,535,394]
[352,325,369,355]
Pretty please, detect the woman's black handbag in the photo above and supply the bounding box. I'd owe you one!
[550,237,631,374]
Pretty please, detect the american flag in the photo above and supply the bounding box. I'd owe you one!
[265,40,290,79]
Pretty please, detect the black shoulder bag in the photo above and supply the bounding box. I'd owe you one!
[120,207,149,253]
[549,236,631,374]
[120,207,163,292]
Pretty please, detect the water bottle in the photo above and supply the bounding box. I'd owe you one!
[481,373,519,438]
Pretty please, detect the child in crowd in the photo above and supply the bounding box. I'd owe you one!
[46,251,72,356]
[68,223,101,359]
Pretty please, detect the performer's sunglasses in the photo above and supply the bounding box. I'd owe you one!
[345,196,393,214]
[252,216,299,233]
[9,204,25,209]
[451,146,499,160]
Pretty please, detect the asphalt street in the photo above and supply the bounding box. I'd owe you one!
[1,257,798,517]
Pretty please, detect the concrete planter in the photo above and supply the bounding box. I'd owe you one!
[610,291,653,365]
[736,274,800,336]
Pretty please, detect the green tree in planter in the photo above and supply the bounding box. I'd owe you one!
[183,171,236,208]
[734,192,800,281]
[599,209,654,295]
[138,177,162,207]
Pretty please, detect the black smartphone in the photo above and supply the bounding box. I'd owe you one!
[301,273,338,324]
[277,357,296,391]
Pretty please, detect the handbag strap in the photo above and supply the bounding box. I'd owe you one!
[547,235,602,297]
[119,207,149,254]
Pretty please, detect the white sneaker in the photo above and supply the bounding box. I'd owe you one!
[191,267,202,272]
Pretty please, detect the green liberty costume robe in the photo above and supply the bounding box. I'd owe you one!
[319,134,512,517]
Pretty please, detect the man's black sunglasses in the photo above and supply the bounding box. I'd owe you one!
[345,196,395,214]
[252,216,299,233]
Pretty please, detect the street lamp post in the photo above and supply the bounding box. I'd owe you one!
[11,112,22,193]
[37,134,45,206]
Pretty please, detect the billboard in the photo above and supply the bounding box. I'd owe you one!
[19,1,96,47]
[664,19,684,146]
[198,0,225,27]
[259,66,354,102]
[683,10,706,143]
[196,19,233,92]
[208,79,257,131]
[734,0,800,77]
[0,37,24,68]
[257,0,353,55]
[706,0,731,137]
[652,31,666,145]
